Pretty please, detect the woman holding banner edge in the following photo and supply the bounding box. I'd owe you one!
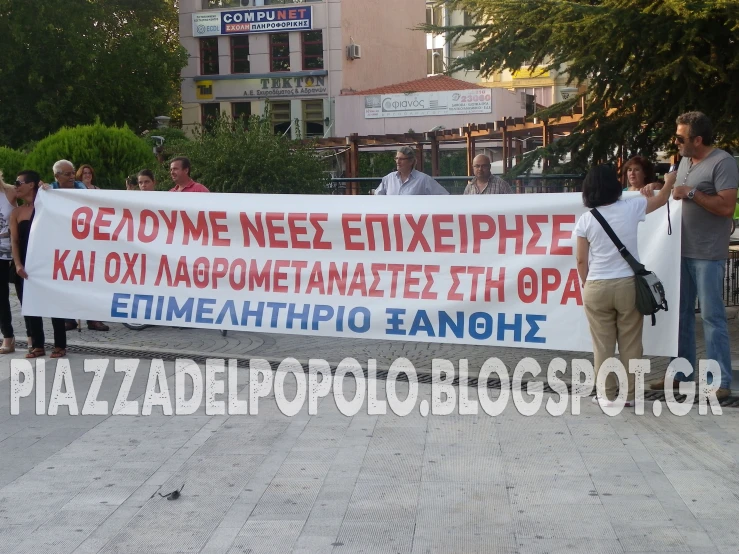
[11,170,68,358]
[574,165,673,407]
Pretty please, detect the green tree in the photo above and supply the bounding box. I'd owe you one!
[179,114,330,194]
[0,0,187,148]
[358,152,396,177]
[0,147,27,181]
[427,0,739,172]
[25,121,156,188]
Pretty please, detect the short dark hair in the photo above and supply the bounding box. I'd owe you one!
[17,170,41,187]
[170,156,191,176]
[621,156,656,188]
[582,165,622,208]
[676,111,713,146]
[126,175,138,187]
[138,169,155,181]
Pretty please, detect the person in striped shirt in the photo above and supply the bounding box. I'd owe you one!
[463,154,513,195]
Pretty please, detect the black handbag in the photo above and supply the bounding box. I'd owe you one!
[590,208,668,326]
[7,260,17,284]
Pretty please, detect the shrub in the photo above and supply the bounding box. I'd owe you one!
[180,113,329,194]
[0,147,27,181]
[25,121,156,188]
[359,151,396,177]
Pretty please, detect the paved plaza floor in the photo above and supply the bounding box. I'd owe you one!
[1,298,739,553]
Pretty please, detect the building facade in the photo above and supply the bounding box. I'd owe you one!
[425,1,577,108]
[179,0,427,138]
[335,75,525,137]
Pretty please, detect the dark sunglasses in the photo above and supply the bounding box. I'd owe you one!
[14,180,25,187]
[674,135,691,144]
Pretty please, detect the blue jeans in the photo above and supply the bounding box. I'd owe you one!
[676,257,732,388]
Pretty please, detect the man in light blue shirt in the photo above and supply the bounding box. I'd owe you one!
[49,160,87,190]
[375,146,449,195]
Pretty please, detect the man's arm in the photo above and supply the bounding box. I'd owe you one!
[686,188,737,217]
[425,175,449,195]
[374,176,387,195]
[674,155,738,217]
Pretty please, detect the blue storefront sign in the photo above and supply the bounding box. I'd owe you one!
[193,7,313,37]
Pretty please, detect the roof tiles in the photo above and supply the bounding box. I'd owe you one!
[345,75,486,96]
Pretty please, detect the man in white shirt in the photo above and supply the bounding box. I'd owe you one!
[374,147,448,195]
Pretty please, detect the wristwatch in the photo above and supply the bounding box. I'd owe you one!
[687,188,696,200]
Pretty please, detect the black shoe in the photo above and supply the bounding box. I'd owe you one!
[87,321,109,331]
[65,321,78,331]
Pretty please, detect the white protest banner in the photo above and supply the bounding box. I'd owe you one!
[23,190,680,355]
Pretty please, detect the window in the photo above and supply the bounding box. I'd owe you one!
[270,33,290,72]
[232,102,252,121]
[201,103,220,131]
[204,0,240,8]
[204,0,322,7]
[427,48,443,75]
[200,37,219,75]
[463,10,473,26]
[263,0,322,4]
[516,87,554,107]
[303,100,324,137]
[464,51,480,71]
[231,36,250,73]
[301,31,323,70]
[426,4,442,26]
[271,101,291,135]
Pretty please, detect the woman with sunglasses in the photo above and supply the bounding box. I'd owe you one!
[10,170,67,358]
[0,171,20,353]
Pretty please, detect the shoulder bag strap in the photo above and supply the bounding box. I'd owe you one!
[590,208,647,275]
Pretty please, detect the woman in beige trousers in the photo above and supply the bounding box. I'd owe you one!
[574,165,673,407]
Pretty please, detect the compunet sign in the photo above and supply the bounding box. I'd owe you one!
[192,7,313,37]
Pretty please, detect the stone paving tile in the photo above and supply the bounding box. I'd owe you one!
[516,537,625,554]
[2,314,739,553]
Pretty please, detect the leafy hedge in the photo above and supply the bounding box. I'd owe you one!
[179,114,330,194]
[0,147,27,182]
[25,121,156,188]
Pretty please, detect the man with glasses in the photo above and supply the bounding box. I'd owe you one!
[49,160,87,190]
[464,154,512,195]
[645,112,737,399]
[48,159,110,331]
[374,146,448,195]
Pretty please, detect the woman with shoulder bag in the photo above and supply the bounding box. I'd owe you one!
[574,165,673,407]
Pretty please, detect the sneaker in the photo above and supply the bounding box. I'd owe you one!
[716,388,731,401]
[592,396,634,408]
[87,321,109,331]
[649,377,681,391]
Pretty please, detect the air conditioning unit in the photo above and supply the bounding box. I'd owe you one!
[347,44,362,60]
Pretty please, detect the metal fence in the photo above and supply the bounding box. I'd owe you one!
[328,174,585,195]
[725,249,739,307]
